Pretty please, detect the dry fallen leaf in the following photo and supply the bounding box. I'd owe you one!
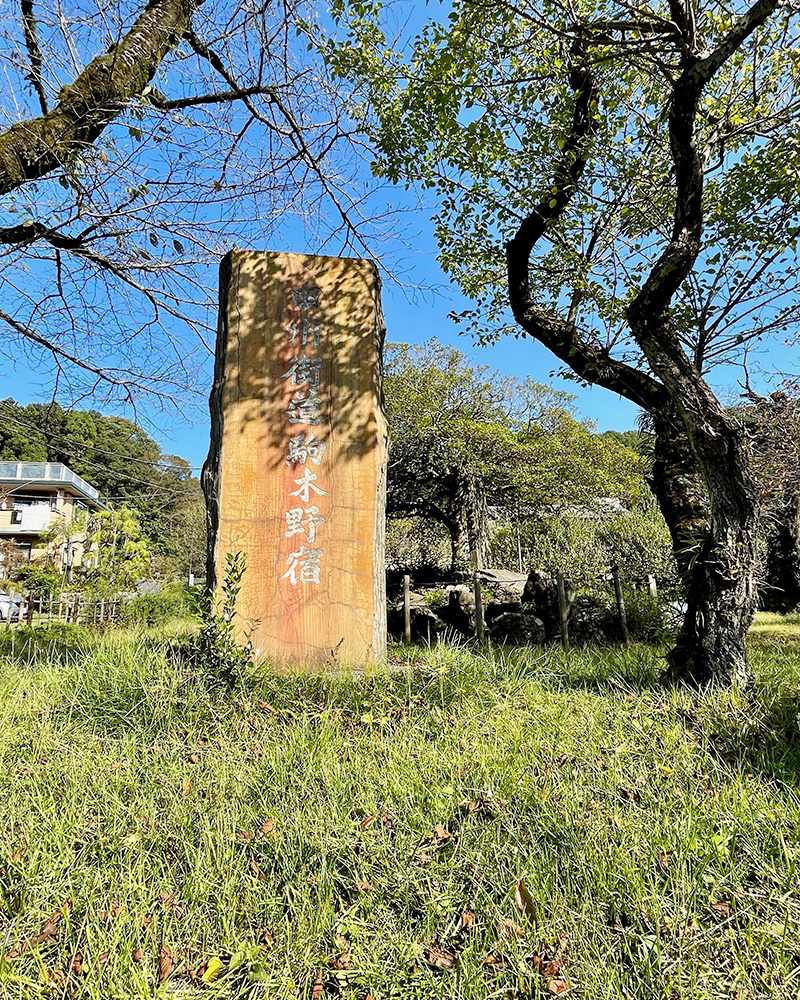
[249,860,261,878]
[415,852,432,866]
[424,939,457,970]
[132,948,144,963]
[498,917,526,939]
[433,823,451,842]
[459,910,475,930]
[159,943,176,982]
[357,879,374,891]
[533,933,570,992]
[329,936,352,970]
[712,901,730,918]
[5,908,63,959]
[514,879,537,921]
[180,777,194,797]
[360,815,376,830]
[97,950,110,968]
[259,819,275,837]
[658,851,673,871]
[311,967,324,1000]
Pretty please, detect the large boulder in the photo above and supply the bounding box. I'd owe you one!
[569,596,619,644]
[488,611,546,646]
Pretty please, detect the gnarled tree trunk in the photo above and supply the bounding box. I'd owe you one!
[650,405,758,686]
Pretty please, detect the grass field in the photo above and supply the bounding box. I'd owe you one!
[0,621,799,998]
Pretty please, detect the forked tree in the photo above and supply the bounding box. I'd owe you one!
[328,0,800,685]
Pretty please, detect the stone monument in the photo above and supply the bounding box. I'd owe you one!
[202,250,389,667]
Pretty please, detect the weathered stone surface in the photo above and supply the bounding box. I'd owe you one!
[203,250,389,668]
[570,597,619,644]
[487,611,545,646]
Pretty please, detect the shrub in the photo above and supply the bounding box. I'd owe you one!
[174,552,255,689]
[15,563,62,601]
[621,588,674,643]
[121,586,190,627]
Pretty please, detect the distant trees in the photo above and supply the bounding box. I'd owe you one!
[384,341,658,573]
[0,398,203,574]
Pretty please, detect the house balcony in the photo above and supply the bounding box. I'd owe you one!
[0,462,104,506]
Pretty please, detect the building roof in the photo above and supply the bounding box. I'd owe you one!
[0,461,106,509]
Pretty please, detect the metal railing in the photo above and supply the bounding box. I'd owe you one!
[0,462,100,501]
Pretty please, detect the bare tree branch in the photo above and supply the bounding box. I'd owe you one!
[20,0,49,114]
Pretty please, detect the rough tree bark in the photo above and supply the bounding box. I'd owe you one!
[504,3,775,685]
[0,0,199,195]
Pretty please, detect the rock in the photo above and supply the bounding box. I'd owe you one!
[446,584,475,611]
[521,569,576,641]
[485,601,523,624]
[488,612,545,646]
[387,606,442,644]
[432,590,474,638]
[569,597,619,644]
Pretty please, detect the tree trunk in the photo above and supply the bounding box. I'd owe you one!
[0,0,197,195]
[650,405,758,686]
[459,473,490,572]
[447,519,470,573]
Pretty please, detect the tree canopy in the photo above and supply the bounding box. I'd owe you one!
[0,398,202,571]
[328,0,800,685]
[384,340,652,570]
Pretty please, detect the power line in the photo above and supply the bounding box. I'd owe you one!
[0,406,203,499]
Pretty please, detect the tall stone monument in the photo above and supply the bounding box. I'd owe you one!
[202,250,389,667]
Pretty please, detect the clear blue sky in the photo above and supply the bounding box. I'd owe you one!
[1,241,641,474]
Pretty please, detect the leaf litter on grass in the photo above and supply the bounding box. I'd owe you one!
[2,631,800,997]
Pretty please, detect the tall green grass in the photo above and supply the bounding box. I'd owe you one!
[0,625,798,998]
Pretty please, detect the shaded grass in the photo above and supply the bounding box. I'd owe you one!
[0,625,798,998]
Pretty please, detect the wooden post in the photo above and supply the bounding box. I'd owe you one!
[611,564,631,646]
[556,569,569,650]
[646,573,657,598]
[403,573,411,644]
[204,250,389,668]
[26,593,34,626]
[474,573,485,643]
[71,593,81,624]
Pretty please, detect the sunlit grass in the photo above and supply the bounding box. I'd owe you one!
[0,625,798,998]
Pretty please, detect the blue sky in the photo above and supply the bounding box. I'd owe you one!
[1,0,793,475]
[2,230,642,474]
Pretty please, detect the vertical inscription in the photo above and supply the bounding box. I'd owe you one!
[279,286,329,588]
